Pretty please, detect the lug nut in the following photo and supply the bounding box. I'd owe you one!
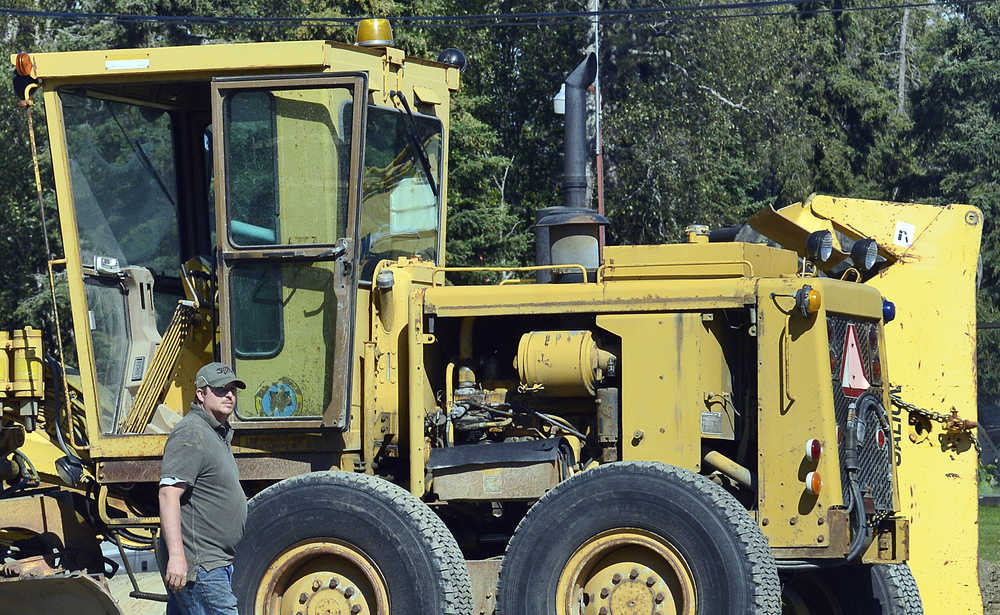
[312,578,321,591]
[612,573,622,584]
[629,568,639,579]
[344,586,355,598]
[329,576,340,588]
[599,608,609,615]
[298,592,308,604]
[350,606,361,615]
[655,592,665,604]
[646,576,656,587]
[600,587,610,598]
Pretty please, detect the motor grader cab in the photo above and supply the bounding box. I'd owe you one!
[0,23,983,615]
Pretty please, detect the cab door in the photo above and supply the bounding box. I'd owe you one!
[210,74,366,429]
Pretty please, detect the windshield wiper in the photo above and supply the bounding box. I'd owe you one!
[107,102,177,210]
[388,90,439,198]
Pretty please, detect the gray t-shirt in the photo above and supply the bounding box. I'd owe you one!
[158,403,247,581]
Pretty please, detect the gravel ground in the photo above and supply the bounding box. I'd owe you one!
[983,560,1000,615]
[108,570,167,615]
[106,561,1000,614]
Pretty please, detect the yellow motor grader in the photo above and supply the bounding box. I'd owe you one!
[0,19,983,615]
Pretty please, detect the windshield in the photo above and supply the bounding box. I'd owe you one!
[61,92,180,282]
[359,105,443,279]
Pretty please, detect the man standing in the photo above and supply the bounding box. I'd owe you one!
[158,362,247,615]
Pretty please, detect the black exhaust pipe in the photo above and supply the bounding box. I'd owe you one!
[534,54,607,283]
[563,53,597,208]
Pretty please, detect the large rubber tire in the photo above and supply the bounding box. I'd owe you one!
[232,471,473,615]
[496,461,781,615]
[780,564,922,615]
[843,564,923,614]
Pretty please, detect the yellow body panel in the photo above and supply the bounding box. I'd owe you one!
[761,197,983,612]
[596,313,705,470]
[755,277,887,550]
[820,199,983,614]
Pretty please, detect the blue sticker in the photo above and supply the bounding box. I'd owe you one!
[254,377,303,417]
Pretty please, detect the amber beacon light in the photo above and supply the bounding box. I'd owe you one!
[356,18,394,47]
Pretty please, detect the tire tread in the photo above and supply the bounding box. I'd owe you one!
[497,461,781,615]
[247,471,473,615]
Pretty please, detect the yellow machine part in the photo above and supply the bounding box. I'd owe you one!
[0,575,123,615]
[757,195,984,614]
[514,330,614,397]
[0,327,43,399]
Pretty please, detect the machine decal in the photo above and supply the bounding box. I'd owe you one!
[254,377,304,417]
[840,324,870,398]
[893,220,915,247]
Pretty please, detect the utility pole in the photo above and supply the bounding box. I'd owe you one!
[591,0,606,252]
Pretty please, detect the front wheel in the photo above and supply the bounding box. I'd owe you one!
[232,471,473,615]
[496,461,781,615]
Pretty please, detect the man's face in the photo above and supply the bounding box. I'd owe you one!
[196,383,238,419]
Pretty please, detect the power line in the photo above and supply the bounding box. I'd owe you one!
[0,0,984,30]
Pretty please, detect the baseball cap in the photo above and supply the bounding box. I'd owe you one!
[195,362,246,389]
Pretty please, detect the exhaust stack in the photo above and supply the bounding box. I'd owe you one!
[535,54,608,283]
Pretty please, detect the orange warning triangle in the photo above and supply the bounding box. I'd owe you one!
[840,324,870,398]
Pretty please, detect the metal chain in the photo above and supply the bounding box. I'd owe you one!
[888,386,981,457]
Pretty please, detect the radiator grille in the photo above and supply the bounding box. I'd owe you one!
[828,314,894,512]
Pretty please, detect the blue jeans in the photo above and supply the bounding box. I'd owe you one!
[166,564,238,615]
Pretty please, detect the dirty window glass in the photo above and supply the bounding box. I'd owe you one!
[359,106,442,280]
[230,260,338,420]
[61,92,179,279]
[224,86,352,247]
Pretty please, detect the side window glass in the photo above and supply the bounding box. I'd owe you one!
[358,106,443,280]
[226,92,278,245]
[224,86,352,247]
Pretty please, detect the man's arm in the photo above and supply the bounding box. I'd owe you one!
[158,483,188,591]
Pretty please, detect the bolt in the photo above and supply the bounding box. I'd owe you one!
[612,573,622,584]
[646,576,656,587]
[312,578,321,591]
[329,576,340,589]
[789,517,797,526]
[599,608,609,615]
[655,592,665,604]
[818,517,825,526]
[761,518,769,526]
[298,592,308,604]
[600,587,610,598]
[817,535,825,543]
[344,586,355,598]
[350,606,361,615]
[629,568,639,579]
[632,430,644,442]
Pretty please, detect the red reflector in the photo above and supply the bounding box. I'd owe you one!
[877,430,886,447]
[837,425,843,444]
[872,359,882,381]
[805,438,822,462]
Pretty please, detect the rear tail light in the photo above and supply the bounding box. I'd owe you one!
[806,471,822,495]
[805,438,822,462]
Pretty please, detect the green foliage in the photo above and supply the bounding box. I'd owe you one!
[982,504,1000,563]
[5,0,1000,407]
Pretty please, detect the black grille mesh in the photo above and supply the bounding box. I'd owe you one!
[828,314,894,512]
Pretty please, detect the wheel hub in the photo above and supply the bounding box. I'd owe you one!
[556,529,695,615]
[254,539,388,615]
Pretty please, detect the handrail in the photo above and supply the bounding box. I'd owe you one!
[431,264,588,287]
[596,259,755,283]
